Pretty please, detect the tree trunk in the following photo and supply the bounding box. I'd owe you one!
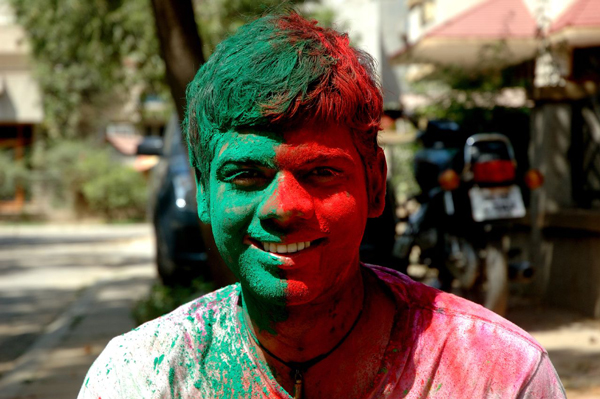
[150,0,205,121]
[150,0,236,288]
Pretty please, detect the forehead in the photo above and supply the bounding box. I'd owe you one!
[211,123,361,167]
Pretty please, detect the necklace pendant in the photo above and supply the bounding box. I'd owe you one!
[293,369,303,399]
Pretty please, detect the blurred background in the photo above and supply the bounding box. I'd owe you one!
[0,0,599,398]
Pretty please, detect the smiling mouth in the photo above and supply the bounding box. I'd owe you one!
[244,236,322,255]
[261,241,311,254]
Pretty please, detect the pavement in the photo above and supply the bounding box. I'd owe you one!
[508,305,600,399]
[0,224,156,399]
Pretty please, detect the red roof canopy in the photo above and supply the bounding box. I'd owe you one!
[550,0,600,33]
[425,0,538,39]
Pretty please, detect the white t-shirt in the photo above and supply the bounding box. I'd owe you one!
[78,265,566,398]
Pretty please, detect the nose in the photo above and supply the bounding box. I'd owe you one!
[258,171,314,225]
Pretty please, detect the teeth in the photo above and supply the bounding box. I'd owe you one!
[261,241,312,254]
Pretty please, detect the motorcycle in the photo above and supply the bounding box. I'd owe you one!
[394,120,543,315]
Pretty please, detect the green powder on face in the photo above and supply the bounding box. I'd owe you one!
[204,131,289,334]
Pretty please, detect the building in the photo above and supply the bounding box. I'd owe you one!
[320,0,408,111]
[0,0,43,214]
[528,0,600,318]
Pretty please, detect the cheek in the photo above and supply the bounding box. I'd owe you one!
[211,184,257,237]
[220,203,255,230]
[317,190,368,232]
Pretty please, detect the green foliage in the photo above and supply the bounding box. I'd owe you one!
[412,43,534,123]
[0,150,28,200]
[132,278,214,326]
[82,160,147,221]
[417,103,531,135]
[10,0,326,141]
[413,42,533,93]
[9,0,165,139]
[388,141,420,200]
[41,140,147,221]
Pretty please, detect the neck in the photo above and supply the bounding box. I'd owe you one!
[241,264,365,363]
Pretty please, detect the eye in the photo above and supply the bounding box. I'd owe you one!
[226,169,269,189]
[306,167,341,183]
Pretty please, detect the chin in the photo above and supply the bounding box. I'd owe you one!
[283,280,314,306]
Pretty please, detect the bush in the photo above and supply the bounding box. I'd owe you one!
[0,150,29,201]
[132,278,214,326]
[82,159,147,221]
[41,140,147,221]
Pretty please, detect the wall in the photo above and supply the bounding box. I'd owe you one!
[322,0,406,108]
[528,103,600,318]
[406,0,482,43]
[0,0,43,124]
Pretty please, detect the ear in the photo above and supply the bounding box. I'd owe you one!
[194,168,211,224]
[367,148,387,218]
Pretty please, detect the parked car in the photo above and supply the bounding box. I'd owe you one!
[137,116,208,286]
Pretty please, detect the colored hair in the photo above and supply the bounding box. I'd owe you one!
[184,11,383,184]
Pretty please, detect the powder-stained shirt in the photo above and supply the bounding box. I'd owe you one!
[78,265,566,398]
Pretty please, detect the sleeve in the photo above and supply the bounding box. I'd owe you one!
[517,353,567,399]
[77,338,125,399]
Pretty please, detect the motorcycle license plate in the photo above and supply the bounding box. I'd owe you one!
[469,185,526,222]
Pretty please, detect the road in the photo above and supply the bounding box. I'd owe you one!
[0,223,156,399]
[508,305,600,399]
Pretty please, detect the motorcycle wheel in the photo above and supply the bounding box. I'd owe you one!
[463,242,509,316]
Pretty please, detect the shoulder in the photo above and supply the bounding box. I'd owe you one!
[365,265,561,396]
[78,284,242,398]
[367,264,542,351]
[121,283,240,352]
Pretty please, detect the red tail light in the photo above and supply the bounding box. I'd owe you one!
[472,160,515,183]
[524,169,544,190]
[439,169,460,191]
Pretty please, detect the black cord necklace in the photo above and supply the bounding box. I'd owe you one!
[243,306,364,399]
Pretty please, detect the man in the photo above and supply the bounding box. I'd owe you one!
[79,12,565,398]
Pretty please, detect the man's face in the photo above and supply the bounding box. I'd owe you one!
[203,122,376,307]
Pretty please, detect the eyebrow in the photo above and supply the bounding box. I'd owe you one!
[277,147,356,169]
[214,155,274,171]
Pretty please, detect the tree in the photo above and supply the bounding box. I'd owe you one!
[150,0,309,120]
[10,0,323,139]
[150,0,204,122]
[9,0,165,140]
